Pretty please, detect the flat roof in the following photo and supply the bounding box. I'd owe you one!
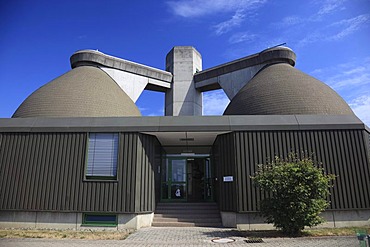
[0,115,365,133]
[1,115,366,154]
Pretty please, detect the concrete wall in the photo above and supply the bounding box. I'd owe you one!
[165,46,202,116]
[196,64,266,100]
[0,211,154,230]
[221,210,370,230]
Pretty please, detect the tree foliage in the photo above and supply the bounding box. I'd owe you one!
[252,154,335,235]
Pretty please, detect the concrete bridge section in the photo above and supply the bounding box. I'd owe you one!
[70,50,173,102]
[70,46,296,116]
[194,46,296,100]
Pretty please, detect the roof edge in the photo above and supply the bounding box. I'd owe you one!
[0,115,365,133]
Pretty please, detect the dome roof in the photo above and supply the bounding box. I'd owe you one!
[13,66,141,118]
[224,63,354,115]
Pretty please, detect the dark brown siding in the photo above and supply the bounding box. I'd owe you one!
[134,134,160,212]
[0,132,159,213]
[155,147,165,204]
[366,130,370,162]
[213,133,237,211]
[213,129,370,212]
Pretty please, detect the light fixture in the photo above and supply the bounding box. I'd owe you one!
[179,138,194,141]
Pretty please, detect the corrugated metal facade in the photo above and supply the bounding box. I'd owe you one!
[1,127,369,215]
[212,133,237,212]
[0,132,159,213]
[213,129,370,213]
[367,130,370,161]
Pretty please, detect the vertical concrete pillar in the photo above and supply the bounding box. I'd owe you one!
[165,46,202,116]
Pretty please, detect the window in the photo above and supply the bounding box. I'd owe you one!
[86,133,118,180]
[82,213,117,227]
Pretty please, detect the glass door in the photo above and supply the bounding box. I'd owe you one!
[204,158,213,201]
[161,158,187,201]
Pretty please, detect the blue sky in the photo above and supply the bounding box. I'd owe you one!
[0,0,369,125]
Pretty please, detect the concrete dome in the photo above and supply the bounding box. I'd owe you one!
[13,66,141,118]
[224,63,354,115]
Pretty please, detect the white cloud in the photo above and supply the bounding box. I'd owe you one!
[297,32,321,47]
[167,0,266,36]
[310,57,370,125]
[146,108,165,116]
[167,0,265,18]
[323,60,370,90]
[272,0,346,30]
[271,1,364,47]
[330,73,370,89]
[343,67,366,75]
[202,90,230,115]
[297,14,369,46]
[317,0,347,16]
[328,14,370,41]
[167,0,236,17]
[139,106,164,116]
[273,16,303,28]
[213,10,245,36]
[349,95,370,126]
[228,31,256,44]
[138,106,149,111]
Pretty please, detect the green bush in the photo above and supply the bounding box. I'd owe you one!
[252,154,335,235]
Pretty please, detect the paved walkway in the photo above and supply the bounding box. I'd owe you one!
[0,227,360,247]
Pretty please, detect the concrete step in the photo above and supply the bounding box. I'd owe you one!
[153,202,222,227]
[155,203,219,211]
[154,213,220,219]
[152,222,222,227]
[156,205,219,210]
[153,217,221,223]
[156,202,218,207]
[155,209,219,214]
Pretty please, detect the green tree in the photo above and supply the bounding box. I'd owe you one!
[252,154,335,235]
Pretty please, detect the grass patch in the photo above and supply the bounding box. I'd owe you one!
[240,226,370,238]
[303,227,370,237]
[0,229,132,240]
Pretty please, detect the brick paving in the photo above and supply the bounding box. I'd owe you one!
[0,227,360,247]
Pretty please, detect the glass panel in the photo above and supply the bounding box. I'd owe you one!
[187,161,192,196]
[205,158,212,199]
[171,184,186,199]
[162,160,168,182]
[161,183,169,199]
[85,215,116,222]
[205,159,210,179]
[161,158,187,201]
[171,159,186,182]
[83,214,117,226]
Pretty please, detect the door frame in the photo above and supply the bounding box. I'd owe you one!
[161,157,188,202]
[160,155,214,202]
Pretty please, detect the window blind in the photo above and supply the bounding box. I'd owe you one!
[86,133,118,178]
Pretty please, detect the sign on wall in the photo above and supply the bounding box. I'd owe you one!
[223,176,233,182]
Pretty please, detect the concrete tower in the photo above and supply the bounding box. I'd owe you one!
[165,46,202,116]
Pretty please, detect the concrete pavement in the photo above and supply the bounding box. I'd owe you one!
[0,227,360,247]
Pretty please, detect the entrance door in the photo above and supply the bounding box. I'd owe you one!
[187,158,213,202]
[161,159,187,201]
[161,157,214,202]
[204,158,213,201]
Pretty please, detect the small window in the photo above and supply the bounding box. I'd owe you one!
[82,213,117,227]
[86,133,118,180]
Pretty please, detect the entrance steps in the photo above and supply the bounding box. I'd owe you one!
[152,202,222,227]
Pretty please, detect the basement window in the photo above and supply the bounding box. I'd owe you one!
[82,213,117,227]
[85,133,118,180]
